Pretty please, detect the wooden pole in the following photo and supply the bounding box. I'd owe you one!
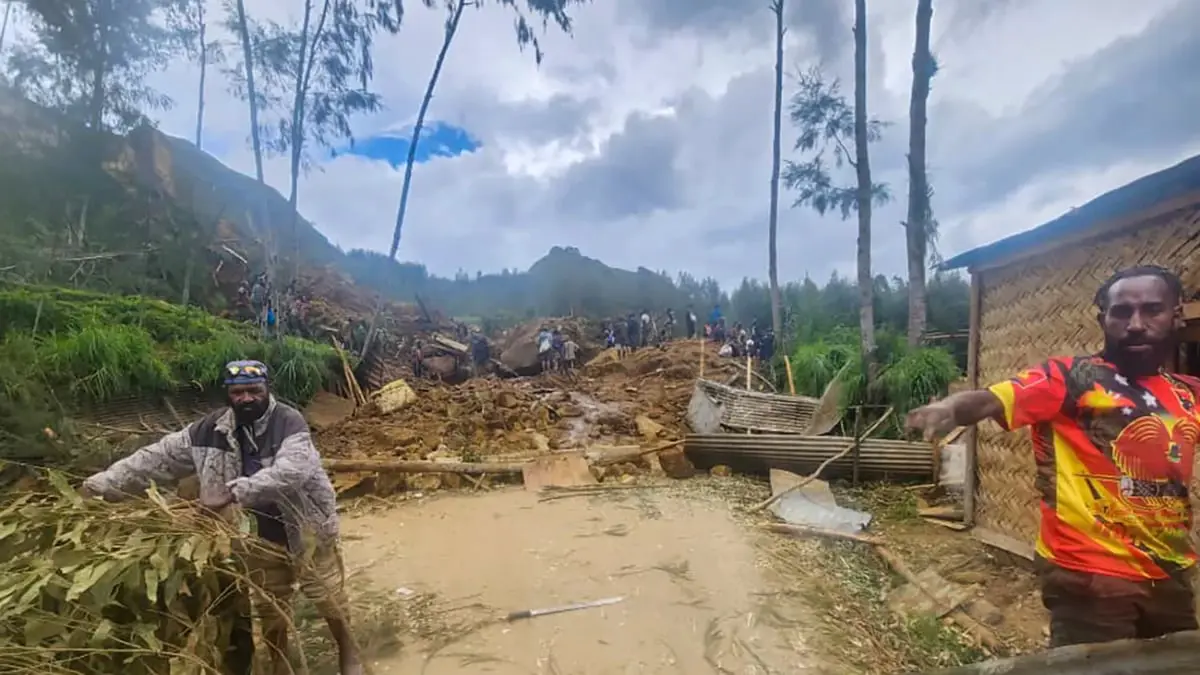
[784,355,796,395]
[745,355,752,390]
[699,335,705,378]
[964,270,983,526]
[852,405,862,486]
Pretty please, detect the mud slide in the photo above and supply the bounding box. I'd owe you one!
[340,488,814,674]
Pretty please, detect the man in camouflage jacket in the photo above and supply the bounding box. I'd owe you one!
[83,360,362,675]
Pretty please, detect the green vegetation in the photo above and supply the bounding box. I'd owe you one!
[0,285,339,460]
[0,475,265,675]
[788,326,961,432]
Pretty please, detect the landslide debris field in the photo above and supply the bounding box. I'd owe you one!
[290,340,1048,674]
[314,341,747,493]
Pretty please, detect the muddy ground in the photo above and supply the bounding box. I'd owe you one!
[343,485,813,674]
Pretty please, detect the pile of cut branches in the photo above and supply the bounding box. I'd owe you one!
[0,472,265,674]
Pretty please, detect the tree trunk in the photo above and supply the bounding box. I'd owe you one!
[767,0,785,344]
[905,0,933,348]
[194,4,207,149]
[853,0,876,380]
[287,0,316,283]
[0,2,14,54]
[387,0,467,261]
[234,0,264,183]
[90,0,110,131]
[364,0,467,358]
[286,0,332,283]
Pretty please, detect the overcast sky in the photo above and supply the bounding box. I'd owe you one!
[36,0,1200,286]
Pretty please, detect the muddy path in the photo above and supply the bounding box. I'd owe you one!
[340,487,816,674]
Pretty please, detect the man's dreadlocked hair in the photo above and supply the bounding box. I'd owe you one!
[1093,265,1184,311]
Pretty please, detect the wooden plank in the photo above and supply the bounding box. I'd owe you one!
[971,526,1034,561]
[1183,300,1200,322]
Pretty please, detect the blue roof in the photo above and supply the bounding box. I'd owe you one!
[941,154,1200,271]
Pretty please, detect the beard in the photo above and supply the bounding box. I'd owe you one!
[231,398,270,425]
[1103,336,1171,377]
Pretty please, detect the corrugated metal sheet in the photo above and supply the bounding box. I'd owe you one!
[685,434,935,480]
[693,380,820,434]
[77,387,224,432]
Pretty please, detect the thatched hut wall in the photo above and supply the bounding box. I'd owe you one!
[969,202,1200,557]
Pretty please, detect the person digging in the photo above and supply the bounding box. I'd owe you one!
[905,266,1200,648]
[81,360,363,675]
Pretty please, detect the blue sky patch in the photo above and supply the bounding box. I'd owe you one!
[337,122,481,167]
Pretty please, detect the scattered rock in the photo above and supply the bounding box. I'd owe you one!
[962,598,1005,627]
[710,465,733,478]
[659,447,696,479]
[635,415,666,440]
[406,473,442,492]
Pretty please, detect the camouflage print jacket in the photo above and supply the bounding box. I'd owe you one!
[83,397,339,556]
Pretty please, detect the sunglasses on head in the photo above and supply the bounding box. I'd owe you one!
[226,363,267,378]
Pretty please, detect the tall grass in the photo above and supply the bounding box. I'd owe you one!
[788,327,961,421]
[0,286,340,462]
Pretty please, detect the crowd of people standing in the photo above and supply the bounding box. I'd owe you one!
[600,304,776,366]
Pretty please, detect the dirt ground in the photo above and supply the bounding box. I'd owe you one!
[340,485,816,675]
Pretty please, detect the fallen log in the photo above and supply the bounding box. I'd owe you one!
[927,629,1200,674]
[323,459,525,475]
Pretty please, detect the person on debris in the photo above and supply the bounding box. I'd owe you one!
[685,305,697,339]
[759,330,776,375]
[709,304,722,331]
[625,313,640,353]
[264,302,277,338]
[717,341,734,358]
[605,324,617,350]
[80,360,362,675]
[551,328,566,372]
[639,310,652,348]
[537,325,554,372]
[905,266,1200,648]
[664,308,676,340]
[469,330,490,377]
[250,277,267,326]
[411,338,426,379]
[563,337,579,371]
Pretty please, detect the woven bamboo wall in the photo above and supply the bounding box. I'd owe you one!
[974,205,1200,553]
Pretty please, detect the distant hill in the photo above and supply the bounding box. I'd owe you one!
[0,87,722,320]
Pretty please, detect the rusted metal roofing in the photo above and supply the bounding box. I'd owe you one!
[692,379,820,434]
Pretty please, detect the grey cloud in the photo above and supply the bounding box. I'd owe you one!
[453,91,602,146]
[552,112,685,221]
[619,0,848,62]
[936,0,1200,214]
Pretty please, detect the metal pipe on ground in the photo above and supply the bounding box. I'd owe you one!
[923,630,1200,674]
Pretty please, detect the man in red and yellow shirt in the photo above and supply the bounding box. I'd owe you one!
[906,266,1200,647]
